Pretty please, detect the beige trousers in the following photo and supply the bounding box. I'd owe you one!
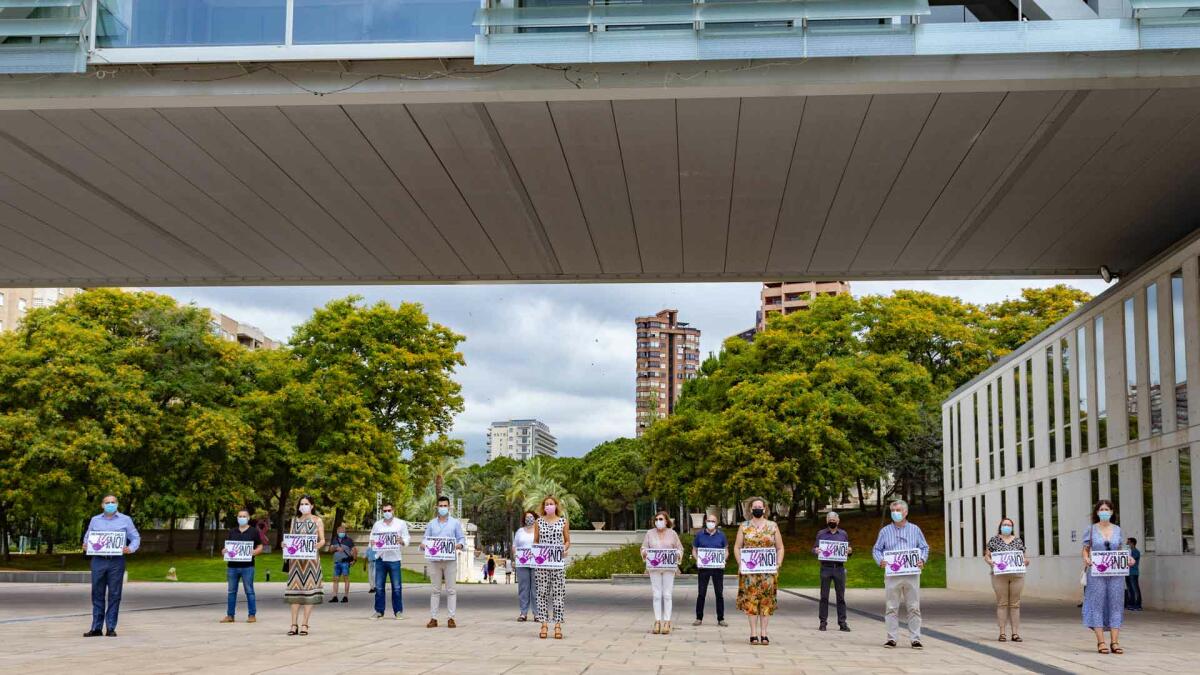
[991,573,1024,634]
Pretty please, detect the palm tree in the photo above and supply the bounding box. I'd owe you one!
[432,455,461,499]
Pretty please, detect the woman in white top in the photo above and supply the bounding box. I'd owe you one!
[512,510,537,621]
[641,510,685,635]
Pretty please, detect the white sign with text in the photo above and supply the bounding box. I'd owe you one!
[222,540,254,562]
[816,539,849,562]
[991,550,1026,575]
[884,548,923,576]
[696,548,727,569]
[423,536,457,562]
[738,547,778,574]
[85,531,126,556]
[282,534,318,560]
[531,543,565,570]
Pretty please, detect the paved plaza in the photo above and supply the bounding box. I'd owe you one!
[1,581,1197,674]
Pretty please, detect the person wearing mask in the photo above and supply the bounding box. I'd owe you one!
[370,502,410,619]
[534,495,571,639]
[872,499,929,649]
[513,510,537,622]
[983,517,1027,642]
[327,525,357,603]
[692,513,728,627]
[642,510,684,635]
[813,511,851,632]
[221,509,263,623]
[734,498,784,646]
[285,495,325,636]
[1124,537,1142,611]
[1082,500,1134,654]
[421,495,465,628]
[83,494,141,637]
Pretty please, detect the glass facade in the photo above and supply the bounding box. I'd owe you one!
[1147,284,1163,435]
[1026,358,1036,468]
[1036,481,1046,556]
[293,0,478,44]
[1172,272,1188,426]
[1110,463,1121,516]
[1047,345,1057,462]
[1142,455,1155,552]
[1077,326,1089,454]
[1096,316,1108,449]
[1050,477,1060,556]
[1125,298,1139,440]
[1013,366,1024,472]
[98,0,288,47]
[1061,337,1072,459]
[1182,448,1194,555]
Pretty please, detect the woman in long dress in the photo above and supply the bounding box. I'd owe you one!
[735,497,785,646]
[534,495,570,639]
[284,495,325,635]
[1082,499,1134,654]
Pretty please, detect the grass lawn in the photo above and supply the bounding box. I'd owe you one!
[1,550,428,584]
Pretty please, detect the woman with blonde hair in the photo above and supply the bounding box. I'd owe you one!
[734,497,784,645]
[534,495,570,639]
[642,510,684,635]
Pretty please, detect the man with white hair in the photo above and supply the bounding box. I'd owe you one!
[872,500,929,649]
[812,511,851,632]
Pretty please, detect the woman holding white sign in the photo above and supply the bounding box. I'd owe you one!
[534,496,571,639]
[983,517,1027,642]
[642,510,684,635]
[1082,500,1134,655]
[513,510,537,622]
[284,495,325,636]
[734,498,784,646]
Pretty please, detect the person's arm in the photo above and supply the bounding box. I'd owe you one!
[983,538,993,566]
[813,531,820,555]
[873,529,887,568]
[641,531,650,560]
[1081,526,1093,566]
[315,519,325,550]
[774,524,785,565]
[533,520,541,545]
[125,517,141,554]
[733,527,744,567]
[562,519,571,552]
[674,530,683,555]
[400,521,411,547]
[916,527,929,568]
[455,520,465,549]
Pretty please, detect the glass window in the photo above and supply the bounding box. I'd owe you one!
[1181,447,1193,555]
[1172,272,1188,426]
[1036,481,1046,556]
[18,299,26,314]
[958,499,965,559]
[1001,488,1007,519]
[1061,337,1072,459]
[1026,359,1036,468]
[997,377,1006,478]
[948,406,956,491]
[971,497,978,557]
[1142,455,1155,552]
[1125,299,1139,440]
[1077,326,1089,454]
[987,385,995,481]
[1109,463,1121,515]
[98,0,288,47]
[1013,366,1024,472]
[1050,478,1060,555]
[980,494,988,555]
[1017,485,1025,546]
[1096,316,1108,449]
[1147,284,1163,435]
[946,502,954,557]
[1090,467,1100,507]
[974,392,982,484]
[0,292,4,306]
[957,402,964,488]
[1047,345,1057,462]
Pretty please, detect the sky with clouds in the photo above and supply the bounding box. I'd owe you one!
[155,278,1111,464]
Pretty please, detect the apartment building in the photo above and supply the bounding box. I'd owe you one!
[758,281,852,332]
[206,309,280,350]
[487,419,557,462]
[0,288,80,333]
[635,309,701,437]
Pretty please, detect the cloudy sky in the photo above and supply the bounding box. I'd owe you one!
[156,278,1110,464]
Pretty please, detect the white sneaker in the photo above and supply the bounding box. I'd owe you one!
[394,613,407,621]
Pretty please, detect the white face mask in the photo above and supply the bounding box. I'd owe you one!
[299,504,312,515]
[655,519,666,530]
[705,521,717,530]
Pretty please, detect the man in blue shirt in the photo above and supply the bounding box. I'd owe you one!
[83,494,141,637]
[1124,537,1143,610]
[420,495,465,628]
[813,511,851,632]
[872,500,929,649]
[691,514,728,626]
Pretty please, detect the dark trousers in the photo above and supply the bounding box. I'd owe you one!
[819,565,847,625]
[695,569,724,621]
[1125,575,1142,609]
[374,559,403,615]
[90,556,126,631]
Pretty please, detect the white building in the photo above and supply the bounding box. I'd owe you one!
[486,419,557,462]
[942,232,1199,613]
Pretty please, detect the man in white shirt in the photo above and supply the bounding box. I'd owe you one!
[370,502,411,619]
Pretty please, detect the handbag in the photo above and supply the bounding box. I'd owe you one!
[1079,570,1088,587]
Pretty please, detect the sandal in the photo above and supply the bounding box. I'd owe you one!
[554,624,563,639]
[1110,642,1124,654]
[998,634,1007,642]
[761,635,770,646]
[518,615,527,622]
[299,624,308,636]
[287,624,298,636]
[653,621,661,635]
[750,636,760,645]
[539,623,548,639]
[1011,634,1023,642]
[1097,641,1110,654]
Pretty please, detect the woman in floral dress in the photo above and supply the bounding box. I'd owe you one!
[734,497,785,646]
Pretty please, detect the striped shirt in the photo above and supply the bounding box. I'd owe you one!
[871,522,929,565]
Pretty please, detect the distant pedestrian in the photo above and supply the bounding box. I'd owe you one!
[513,510,537,622]
[692,513,728,627]
[285,495,325,636]
[487,555,497,584]
[813,511,851,632]
[369,502,410,619]
[83,494,141,638]
[366,545,377,593]
[221,509,263,624]
[535,495,571,639]
[1124,537,1142,611]
[984,517,1027,642]
[504,558,513,585]
[643,510,684,636]
[872,499,929,650]
[735,498,783,646]
[421,495,465,628]
[1082,500,1134,654]
[328,525,357,603]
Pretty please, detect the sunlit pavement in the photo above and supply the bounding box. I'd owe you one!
[1,581,1196,673]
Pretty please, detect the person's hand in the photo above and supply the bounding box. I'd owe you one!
[917,559,925,569]
[879,560,887,569]
[1130,558,1137,567]
[812,547,818,555]
[419,543,426,551]
[456,544,464,551]
[641,550,648,560]
[847,547,852,555]
[121,546,131,555]
[1084,557,1092,567]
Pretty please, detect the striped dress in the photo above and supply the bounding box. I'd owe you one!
[284,517,324,605]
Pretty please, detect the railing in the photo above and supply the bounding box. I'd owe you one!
[0,0,89,73]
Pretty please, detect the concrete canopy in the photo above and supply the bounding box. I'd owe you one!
[1,55,1199,286]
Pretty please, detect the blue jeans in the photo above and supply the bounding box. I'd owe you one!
[90,556,125,631]
[516,566,534,616]
[226,567,256,617]
[374,560,403,615]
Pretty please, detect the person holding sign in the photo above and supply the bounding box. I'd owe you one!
[421,495,465,628]
[1082,499,1134,654]
[983,517,1027,642]
[513,510,537,622]
[871,500,929,649]
[812,511,851,632]
[284,495,325,636]
[692,514,728,627]
[642,510,684,635]
[83,494,141,638]
[369,502,411,619]
[734,498,784,646]
[533,495,571,639]
[221,509,263,624]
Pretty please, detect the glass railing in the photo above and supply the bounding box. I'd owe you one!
[293,0,477,44]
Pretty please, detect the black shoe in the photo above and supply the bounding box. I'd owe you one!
[105,630,118,637]
[839,624,851,632]
[340,597,348,603]
[83,629,102,638]
[819,623,827,631]
[911,640,923,649]
[369,588,376,594]
[885,640,897,648]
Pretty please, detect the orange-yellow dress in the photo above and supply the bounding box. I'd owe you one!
[736,520,779,616]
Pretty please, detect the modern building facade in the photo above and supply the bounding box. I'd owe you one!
[486,419,557,462]
[636,309,701,436]
[205,309,280,351]
[759,281,851,332]
[942,231,1200,613]
[0,288,80,333]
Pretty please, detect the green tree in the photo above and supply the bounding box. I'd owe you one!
[577,438,648,529]
[985,284,1093,354]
